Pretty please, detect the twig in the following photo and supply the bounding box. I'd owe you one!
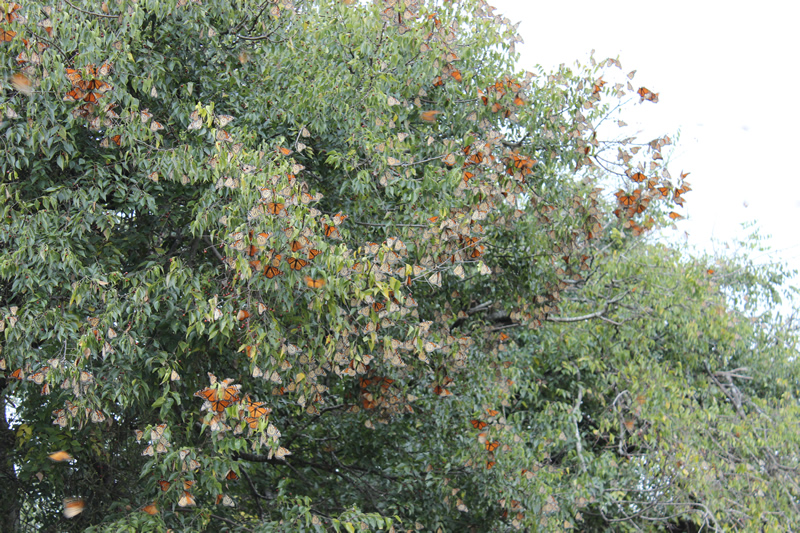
[572,387,587,474]
[64,0,119,18]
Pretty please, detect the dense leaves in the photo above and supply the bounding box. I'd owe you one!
[1,0,797,531]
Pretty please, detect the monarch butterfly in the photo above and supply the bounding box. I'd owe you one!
[485,440,499,452]
[323,224,341,239]
[1,3,21,22]
[63,497,85,518]
[470,419,487,430]
[655,186,671,198]
[486,408,499,417]
[266,423,281,440]
[83,91,103,103]
[469,152,484,165]
[243,400,270,429]
[486,460,495,469]
[66,401,80,416]
[0,29,16,42]
[432,75,444,87]
[9,368,23,380]
[214,114,234,127]
[10,72,32,95]
[216,494,236,506]
[150,120,164,132]
[420,109,443,123]
[432,384,452,396]
[470,245,485,259]
[668,212,684,221]
[450,70,462,82]
[304,276,325,288]
[277,146,292,156]
[53,409,68,427]
[142,502,159,515]
[236,310,250,321]
[48,451,73,462]
[307,248,321,260]
[63,88,86,102]
[637,87,659,103]
[158,479,171,491]
[225,469,239,481]
[260,264,282,280]
[618,194,637,207]
[286,257,308,271]
[79,79,111,92]
[266,202,285,215]
[674,184,691,196]
[629,172,646,183]
[332,212,348,225]
[195,384,241,413]
[178,491,195,507]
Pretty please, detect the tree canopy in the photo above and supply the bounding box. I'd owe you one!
[1,0,798,531]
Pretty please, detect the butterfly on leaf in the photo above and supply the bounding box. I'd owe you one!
[216,494,235,507]
[287,257,308,271]
[178,491,195,507]
[195,382,241,413]
[264,265,283,279]
[470,419,487,430]
[266,202,285,216]
[618,192,639,207]
[432,384,452,396]
[242,398,271,429]
[304,276,325,288]
[323,224,341,239]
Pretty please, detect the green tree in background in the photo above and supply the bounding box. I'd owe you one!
[1,0,797,531]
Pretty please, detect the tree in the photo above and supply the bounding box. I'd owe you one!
[1,0,797,531]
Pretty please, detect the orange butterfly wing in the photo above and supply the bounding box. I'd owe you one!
[470,419,487,430]
[287,257,308,271]
[264,265,283,279]
[323,224,340,239]
[266,202,285,215]
[304,276,325,288]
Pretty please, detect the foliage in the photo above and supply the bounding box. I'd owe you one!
[1,0,797,531]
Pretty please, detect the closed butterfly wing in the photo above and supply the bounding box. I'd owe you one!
[63,498,85,518]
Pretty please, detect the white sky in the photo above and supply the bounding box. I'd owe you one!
[489,0,800,279]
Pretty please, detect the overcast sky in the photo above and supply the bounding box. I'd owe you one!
[489,0,800,278]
